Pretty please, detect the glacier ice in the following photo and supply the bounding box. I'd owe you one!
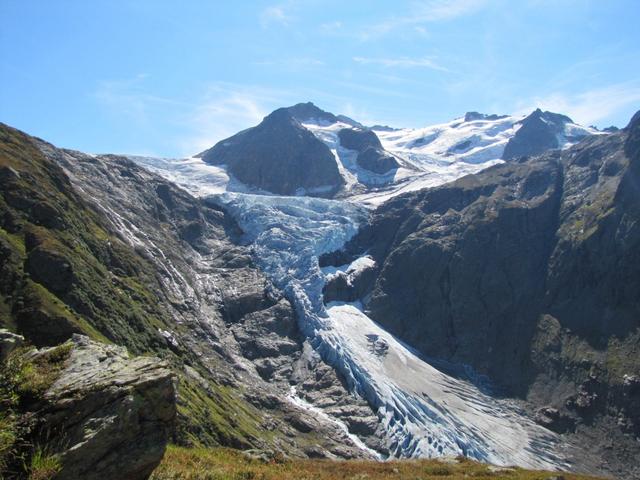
[208,192,569,470]
[125,111,597,468]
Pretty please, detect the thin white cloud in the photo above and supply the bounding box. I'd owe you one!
[182,95,266,155]
[353,56,449,72]
[360,0,488,39]
[260,4,292,28]
[93,76,294,157]
[93,74,188,127]
[517,82,640,126]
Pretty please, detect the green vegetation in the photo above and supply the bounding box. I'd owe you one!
[150,445,604,480]
[177,378,269,449]
[0,343,72,477]
[0,123,173,354]
[0,123,284,453]
[28,447,62,480]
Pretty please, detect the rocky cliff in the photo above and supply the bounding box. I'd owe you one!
[337,128,400,174]
[325,110,640,478]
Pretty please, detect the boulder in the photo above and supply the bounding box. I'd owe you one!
[40,335,176,480]
[0,328,24,361]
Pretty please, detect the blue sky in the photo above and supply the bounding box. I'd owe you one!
[1,0,639,157]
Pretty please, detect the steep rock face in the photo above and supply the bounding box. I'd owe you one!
[197,108,344,196]
[286,102,338,125]
[355,148,400,175]
[337,128,400,174]
[332,111,640,478]
[502,109,587,159]
[338,128,383,152]
[40,335,176,480]
[364,155,564,385]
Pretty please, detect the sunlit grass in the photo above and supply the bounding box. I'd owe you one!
[151,445,604,480]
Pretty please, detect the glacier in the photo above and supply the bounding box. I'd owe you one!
[126,110,588,470]
[206,193,569,470]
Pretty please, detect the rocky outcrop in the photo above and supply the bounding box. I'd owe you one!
[0,328,23,361]
[337,128,399,174]
[338,128,382,152]
[464,112,508,122]
[502,109,588,160]
[355,148,400,174]
[197,108,344,196]
[34,335,176,480]
[322,260,377,303]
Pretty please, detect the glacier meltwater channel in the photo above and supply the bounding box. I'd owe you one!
[208,192,568,470]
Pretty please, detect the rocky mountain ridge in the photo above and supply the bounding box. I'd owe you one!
[322,109,640,478]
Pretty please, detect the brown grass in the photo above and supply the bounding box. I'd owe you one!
[150,446,604,480]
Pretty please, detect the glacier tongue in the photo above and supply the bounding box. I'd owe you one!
[210,192,568,470]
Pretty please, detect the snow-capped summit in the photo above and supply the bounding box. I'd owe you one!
[136,102,604,206]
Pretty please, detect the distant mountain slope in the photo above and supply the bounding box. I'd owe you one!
[502,108,591,159]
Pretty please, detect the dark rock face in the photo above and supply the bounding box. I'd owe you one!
[362,155,565,385]
[502,109,585,160]
[337,128,399,174]
[284,102,362,127]
[323,261,377,304]
[40,335,176,480]
[338,128,383,152]
[356,148,400,175]
[198,108,344,196]
[464,112,508,122]
[337,111,640,478]
[286,102,338,124]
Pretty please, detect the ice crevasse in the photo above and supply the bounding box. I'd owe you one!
[210,192,569,470]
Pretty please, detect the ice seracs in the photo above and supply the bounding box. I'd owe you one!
[206,193,568,469]
[125,104,605,469]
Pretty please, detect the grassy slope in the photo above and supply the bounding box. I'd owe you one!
[151,446,604,480]
[0,123,279,450]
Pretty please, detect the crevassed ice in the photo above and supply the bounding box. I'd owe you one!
[210,192,568,470]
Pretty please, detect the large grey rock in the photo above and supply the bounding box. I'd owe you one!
[338,128,382,152]
[197,108,344,196]
[41,335,176,480]
[0,328,23,361]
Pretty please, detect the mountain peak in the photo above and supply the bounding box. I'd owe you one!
[285,102,338,124]
[626,109,640,131]
[525,108,573,125]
